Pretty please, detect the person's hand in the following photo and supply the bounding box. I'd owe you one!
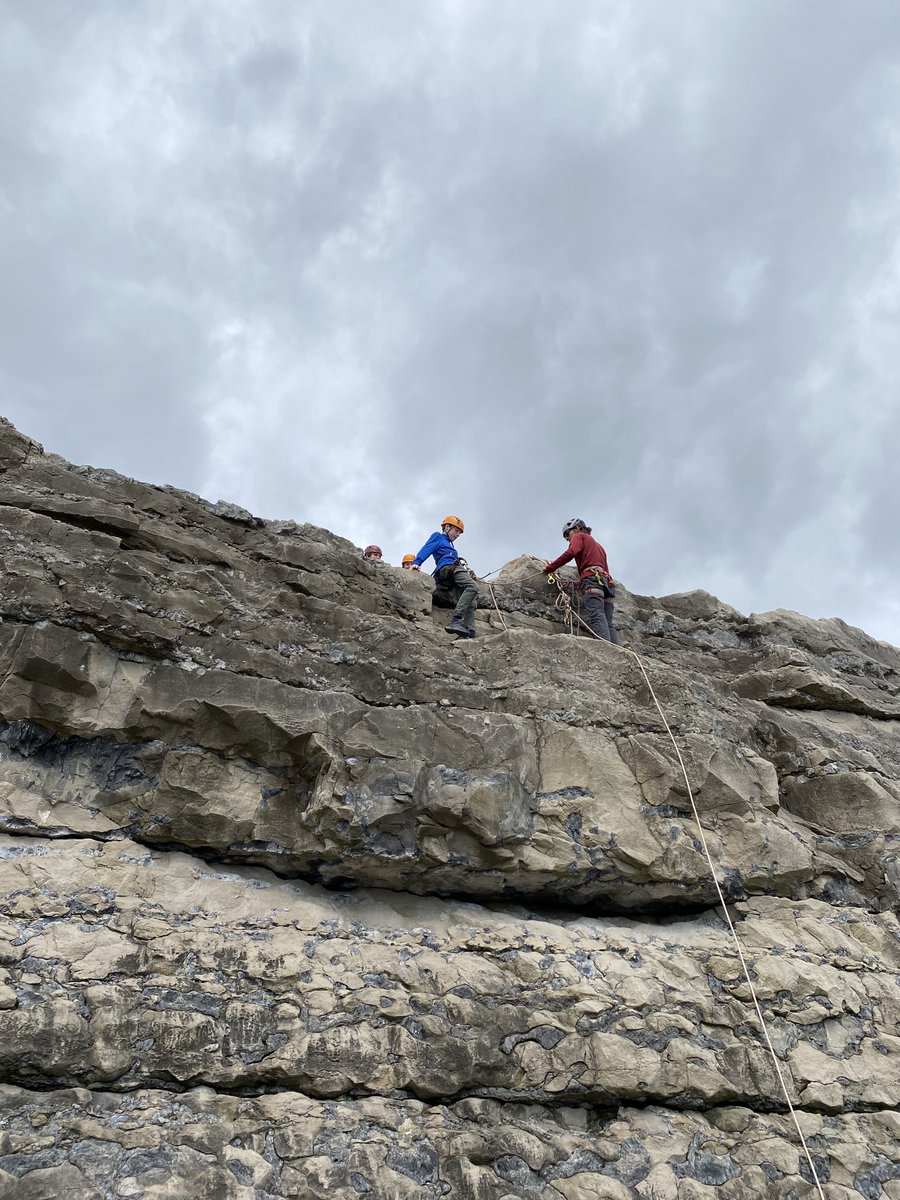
[412,565,421,572]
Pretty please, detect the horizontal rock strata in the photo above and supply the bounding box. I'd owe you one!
[3,1086,899,1200]
[0,417,899,1197]
[3,836,898,1111]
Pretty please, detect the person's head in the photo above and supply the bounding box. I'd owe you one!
[363,544,383,561]
[562,518,589,541]
[441,514,464,542]
[401,554,416,570]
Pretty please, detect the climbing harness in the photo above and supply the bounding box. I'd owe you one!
[545,575,827,1200]
[588,566,613,591]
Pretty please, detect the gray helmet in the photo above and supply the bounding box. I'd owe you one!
[562,517,586,538]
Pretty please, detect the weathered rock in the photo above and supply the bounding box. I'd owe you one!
[0,416,898,1196]
[1,1085,898,1199]
[0,569,895,908]
[2,835,898,1111]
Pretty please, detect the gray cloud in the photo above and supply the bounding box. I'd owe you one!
[3,0,900,643]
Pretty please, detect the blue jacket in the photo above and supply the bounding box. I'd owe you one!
[414,531,459,574]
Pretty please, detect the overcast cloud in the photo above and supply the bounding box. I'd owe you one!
[3,0,900,645]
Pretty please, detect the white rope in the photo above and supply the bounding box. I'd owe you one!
[480,565,548,582]
[549,577,827,1199]
[487,580,509,630]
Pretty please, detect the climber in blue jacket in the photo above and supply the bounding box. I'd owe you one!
[413,514,477,638]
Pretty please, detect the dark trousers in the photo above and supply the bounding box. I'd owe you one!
[438,564,478,630]
[578,577,620,644]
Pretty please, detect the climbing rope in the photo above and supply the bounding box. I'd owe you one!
[479,566,547,582]
[478,564,546,629]
[487,580,509,630]
[553,583,577,635]
[479,564,570,632]
[545,575,827,1200]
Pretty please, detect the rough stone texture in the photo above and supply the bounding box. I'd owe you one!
[3,836,899,1111]
[2,1086,900,1200]
[0,414,898,1197]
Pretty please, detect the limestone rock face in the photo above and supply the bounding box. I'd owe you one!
[0,414,898,1198]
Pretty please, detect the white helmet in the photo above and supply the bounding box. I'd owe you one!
[562,518,587,538]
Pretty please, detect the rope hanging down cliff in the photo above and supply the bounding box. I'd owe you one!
[547,576,828,1200]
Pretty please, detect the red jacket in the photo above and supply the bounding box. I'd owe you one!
[545,531,612,580]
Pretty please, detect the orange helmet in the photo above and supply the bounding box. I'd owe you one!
[441,514,464,532]
[401,553,416,565]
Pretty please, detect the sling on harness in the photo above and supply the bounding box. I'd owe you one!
[582,566,613,593]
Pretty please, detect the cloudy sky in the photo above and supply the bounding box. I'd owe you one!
[3,1,900,645]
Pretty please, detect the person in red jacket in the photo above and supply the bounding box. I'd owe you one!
[543,518,620,644]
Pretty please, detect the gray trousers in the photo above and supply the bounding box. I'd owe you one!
[578,578,620,645]
[438,564,478,630]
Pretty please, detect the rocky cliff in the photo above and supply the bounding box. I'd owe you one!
[0,415,898,1199]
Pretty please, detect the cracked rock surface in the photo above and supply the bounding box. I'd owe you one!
[0,416,898,1198]
[3,1086,900,1200]
[3,836,898,1111]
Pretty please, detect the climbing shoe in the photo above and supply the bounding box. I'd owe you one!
[445,618,468,636]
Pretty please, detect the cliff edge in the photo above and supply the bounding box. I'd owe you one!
[0,416,898,1199]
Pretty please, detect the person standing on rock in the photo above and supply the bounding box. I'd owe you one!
[412,515,478,638]
[543,518,620,644]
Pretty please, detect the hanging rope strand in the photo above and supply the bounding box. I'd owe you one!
[487,580,509,630]
[546,575,826,1200]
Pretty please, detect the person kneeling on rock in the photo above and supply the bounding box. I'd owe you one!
[412,514,477,638]
[543,517,620,644]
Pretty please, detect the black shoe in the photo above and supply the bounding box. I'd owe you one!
[445,618,468,636]
[465,629,477,638]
